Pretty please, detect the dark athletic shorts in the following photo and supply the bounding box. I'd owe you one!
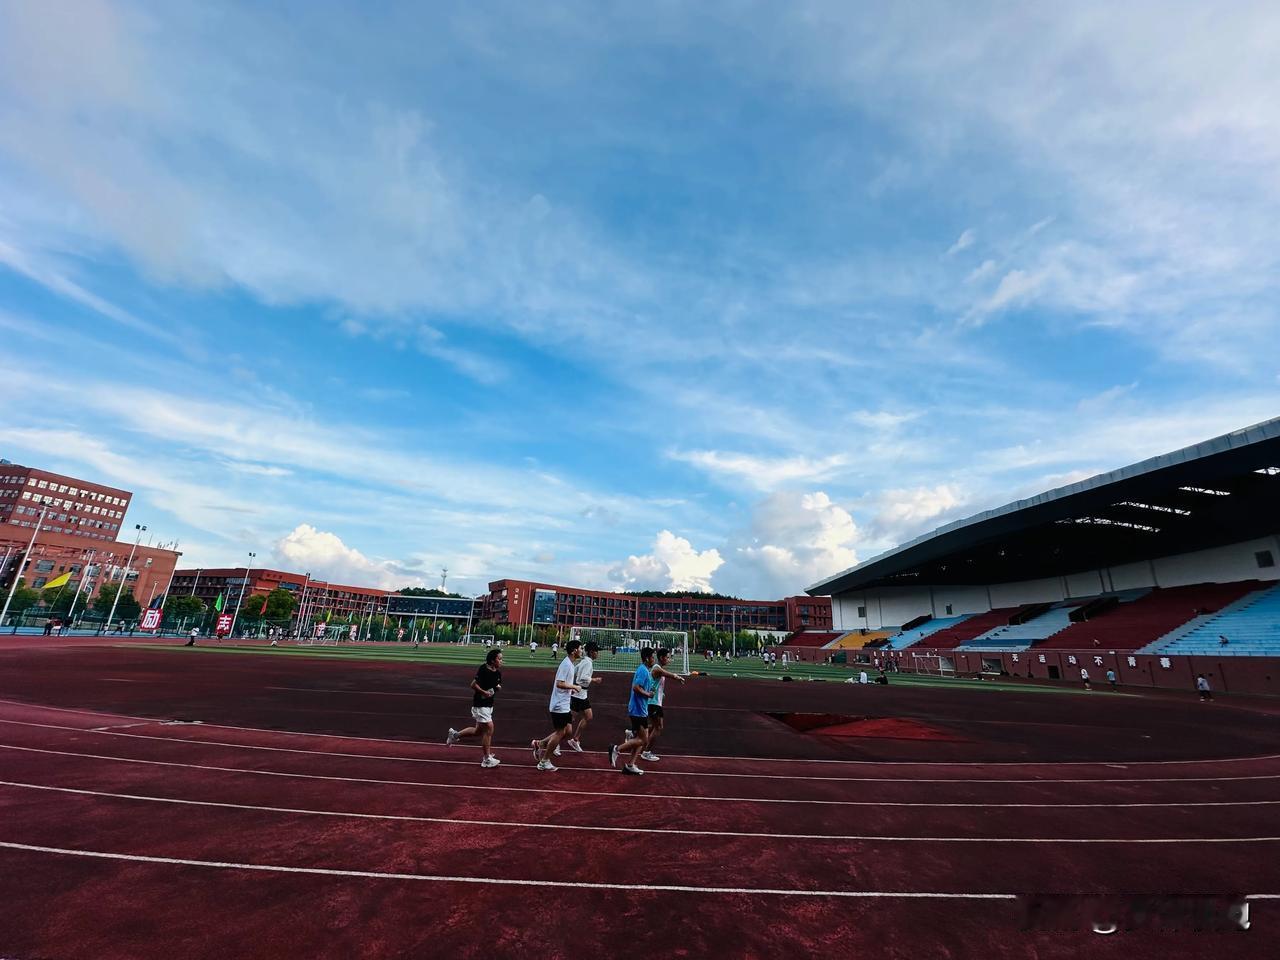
[549,711,572,730]
[629,714,649,731]
[570,696,591,713]
[647,704,664,718]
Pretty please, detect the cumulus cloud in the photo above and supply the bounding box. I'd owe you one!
[717,491,859,597]
[608,530,723,593]
[863,485,966,544]
[272,524,403,589]
[946,228,976,256]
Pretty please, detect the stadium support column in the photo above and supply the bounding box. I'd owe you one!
[1,498,51,629]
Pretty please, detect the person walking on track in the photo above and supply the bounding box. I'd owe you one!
[532,639,583,771]
[446,648,503,768]
[642,646,686,762]
[610,647,656,776]
[565,640,602,752]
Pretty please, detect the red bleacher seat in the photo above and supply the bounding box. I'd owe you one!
[1036,581,1260,650]
[911,607,1023,649]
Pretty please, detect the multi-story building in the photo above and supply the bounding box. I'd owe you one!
[169,568,390,621]
[476,579,832,634]
[0,461,132,541]
[0,461,178,610]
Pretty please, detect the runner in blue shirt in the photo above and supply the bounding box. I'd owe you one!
[609,647,656,776]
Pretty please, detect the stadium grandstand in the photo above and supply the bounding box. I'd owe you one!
[807,417,1280,694]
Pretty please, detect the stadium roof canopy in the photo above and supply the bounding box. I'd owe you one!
[808,417,1280,595]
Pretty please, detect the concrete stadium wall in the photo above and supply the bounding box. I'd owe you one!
[832,536,1280,631]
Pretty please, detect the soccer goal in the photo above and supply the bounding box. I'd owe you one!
[461,634,496,646]
[905,653,956,677]
[568,627,690,675]
[302,624,343,646]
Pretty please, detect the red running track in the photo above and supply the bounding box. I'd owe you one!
[0,644,1278,958]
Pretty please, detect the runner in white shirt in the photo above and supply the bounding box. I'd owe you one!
[565,640,602,752]
[531,640,583,771]
[642,646,686,762]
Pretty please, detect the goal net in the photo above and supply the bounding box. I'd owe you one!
[568,627,689,675]
[904,653,956,677]
[461,634,496,646]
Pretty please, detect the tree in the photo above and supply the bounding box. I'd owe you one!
[262,588,296,622]
[93,584,141,622]
[239,594,268,624]
[164,595,206,621]
[398,586,466,599]
[5,579,40,619]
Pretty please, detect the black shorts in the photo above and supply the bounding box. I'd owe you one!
[629,714,649,731]
[549,711,572,730]
[647,704,664,718]
[570,696,591,713]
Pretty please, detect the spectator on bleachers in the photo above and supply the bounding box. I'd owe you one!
[1219,634,1230,646]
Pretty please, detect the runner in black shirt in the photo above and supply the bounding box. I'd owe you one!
[446,649,503,767]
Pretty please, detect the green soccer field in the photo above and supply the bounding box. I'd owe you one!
[127,641,1091,695]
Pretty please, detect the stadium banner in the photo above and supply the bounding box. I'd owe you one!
[141,609,162,631]
[532,589,556,624]
[215,613,233,634]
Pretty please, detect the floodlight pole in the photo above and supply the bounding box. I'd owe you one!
[103,524,146,633]
[228,552,256,639]
[65,548,98,628]
[1,499,50,629]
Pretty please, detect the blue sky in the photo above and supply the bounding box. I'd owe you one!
[1,1,1277,599]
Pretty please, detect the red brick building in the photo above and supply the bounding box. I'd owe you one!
[170,568,389,621]
[0,461,179,612]
[477,579,832,634]
[0,461,132,541]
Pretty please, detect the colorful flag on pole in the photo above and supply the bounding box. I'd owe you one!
[325,609,332,623]
[41,572,71,591]
[214,592,225,612]
[149,594,164,610]
[260,596,269,616]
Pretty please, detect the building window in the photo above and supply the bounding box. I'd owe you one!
[1258,550,1276,569]
[857,605,867,618]
[945,604,954,615]
[35,560,54,573]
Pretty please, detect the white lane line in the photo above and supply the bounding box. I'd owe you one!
[3,780,1280,840]
[0,842,1019,898]
[4,718,1280,786]
[2,697,1277,770]
[5,744,1280,811]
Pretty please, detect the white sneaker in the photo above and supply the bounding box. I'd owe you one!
[623,763,644,775]
[446,728,459,746]
[537,759,558,772]
[641,751,659,762]
[567,739,584,753]
[531,739,542,761]
[553,745,561,756]
[609,744,619,768]
[480,755,500,768]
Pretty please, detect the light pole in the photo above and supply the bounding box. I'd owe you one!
[1,497,51,629]
[228,552,256,639]
[65,548,98,629]
[104,523,146,634]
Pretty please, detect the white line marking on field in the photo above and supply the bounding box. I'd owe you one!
[5,744,1280,814]
[3,718,1279,786]
[0,841,1022,897]
[88,723,155,732]
[3,779,1279,840]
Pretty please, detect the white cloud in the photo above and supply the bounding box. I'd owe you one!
[862,485,966,545]
[946,228,975,256]
[717,491,859,597]
[272,524,402,590]
[608,530,723,593]
[668,449,849,491]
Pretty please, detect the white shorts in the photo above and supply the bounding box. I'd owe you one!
[471,706,494,724]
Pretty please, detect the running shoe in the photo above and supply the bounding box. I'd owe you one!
[641,751,659,762]
[623,763,644,776]
[480,755,501,768]
[446,728,459,746]
[608,744,619,768]
[567,739,584,753]
[553,745,561,757]
[536,760,558,772]
[531,739,542,761]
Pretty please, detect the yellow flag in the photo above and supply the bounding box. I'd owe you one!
[42,572,71,590]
